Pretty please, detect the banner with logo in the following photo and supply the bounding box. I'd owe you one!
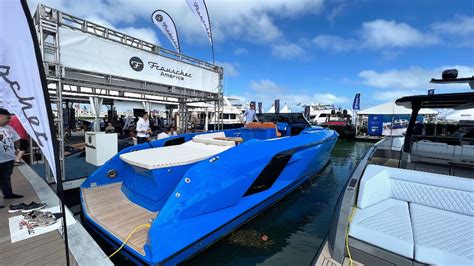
[352,93,360,110]
[59,27,219,93]
[0,0,58,181]
[186,0,213,45]
[152,10,181,53]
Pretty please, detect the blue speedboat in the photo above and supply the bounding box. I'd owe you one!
[80,113,338,265]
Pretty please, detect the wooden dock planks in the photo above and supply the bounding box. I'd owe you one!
[0,168,75,265]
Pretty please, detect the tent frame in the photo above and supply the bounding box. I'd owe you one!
[33,5,224,183]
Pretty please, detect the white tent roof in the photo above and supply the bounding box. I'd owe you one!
[358,101,438,115]
[267,104,275,113]
[281,104,291,113]
[437,109,474,121]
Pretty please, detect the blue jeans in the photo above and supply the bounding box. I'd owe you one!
[0,160,14,197]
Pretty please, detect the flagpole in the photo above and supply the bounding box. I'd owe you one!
[21,0,70,264]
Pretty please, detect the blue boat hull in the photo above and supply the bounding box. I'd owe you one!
[80,127,338,265]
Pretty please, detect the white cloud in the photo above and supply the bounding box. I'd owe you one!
[431,16,474,36]
[120,27,160,44]
[250,79,285,93]
[358,65,474,90]
[29,0,324,45]
[312,35,357,52]
[313,93,349,104]
[313,19,439,52]
[246,79,348,109]
[271,42,305,59]
[372,90,425,101]
[233,47,248,56]
[215,61,239,77]
[360,19,439,48]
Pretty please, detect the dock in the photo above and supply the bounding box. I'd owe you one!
[0,164,112,265]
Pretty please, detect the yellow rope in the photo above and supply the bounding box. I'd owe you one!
[109,223,151,258]
[345,207,357,266]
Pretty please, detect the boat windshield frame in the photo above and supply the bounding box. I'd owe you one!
[395,77,474,153]
[256,113,311,127]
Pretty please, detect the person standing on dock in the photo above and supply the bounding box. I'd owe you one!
[136,112,151,144]
[243,102,259,125]
[0,108,23,208]
[8,115,28,166]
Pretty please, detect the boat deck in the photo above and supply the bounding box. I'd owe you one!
[0,167,75,265]
[82,182,157,255]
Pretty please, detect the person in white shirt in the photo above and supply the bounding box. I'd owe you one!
[170,126,178,136]
[136,112,151,144]
[243,102,259,124]
[157,127,170,140]
[0,108,23,207]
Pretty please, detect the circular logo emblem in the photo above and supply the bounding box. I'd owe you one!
[129,57,144,72]
[155,14,163,22]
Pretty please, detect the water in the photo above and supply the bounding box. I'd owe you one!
[68,140,373,265]
[184,140,372,266]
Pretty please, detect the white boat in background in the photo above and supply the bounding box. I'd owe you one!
[193,96,244,130]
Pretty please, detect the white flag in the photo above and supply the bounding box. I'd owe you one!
[152,10,181,53]
[186,0,213,45]
[0,0,58,181]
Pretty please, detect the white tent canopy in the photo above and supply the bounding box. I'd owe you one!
[358,101,438,115]
[437,109,474,121]
[281,104,292,113]
[267,104,275,113]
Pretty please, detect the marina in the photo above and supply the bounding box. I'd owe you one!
[0,0,473,265]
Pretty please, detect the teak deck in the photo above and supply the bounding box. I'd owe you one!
[82,182,157,255]
[0,168,75,265]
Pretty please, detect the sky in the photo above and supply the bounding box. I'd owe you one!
[28,0,474,111]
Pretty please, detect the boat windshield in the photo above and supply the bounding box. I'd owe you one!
[256,113,311,126]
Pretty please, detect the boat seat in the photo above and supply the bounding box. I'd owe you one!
[349,198,414,258]
[350,165,474,264]
[245,122,281,137]
[192,132,235,146]
[410,203,474,265]
[120,138,234,170]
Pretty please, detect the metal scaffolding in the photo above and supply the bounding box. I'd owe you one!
[33,5,224,183]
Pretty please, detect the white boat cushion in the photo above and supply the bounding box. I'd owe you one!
[356,165,391,209]
[349,198,414,258]
[410,203,474,265]
[193,132,226,139]
[192,132,235,146]
[120,140,234,170]
[357,165,474,216]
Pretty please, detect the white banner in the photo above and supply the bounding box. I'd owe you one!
[186,0,213,45]
[59,28,219,93]
[152,10,181,53]
[0,0,57,181]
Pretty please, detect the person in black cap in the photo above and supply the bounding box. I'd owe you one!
[0,108,23,208]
